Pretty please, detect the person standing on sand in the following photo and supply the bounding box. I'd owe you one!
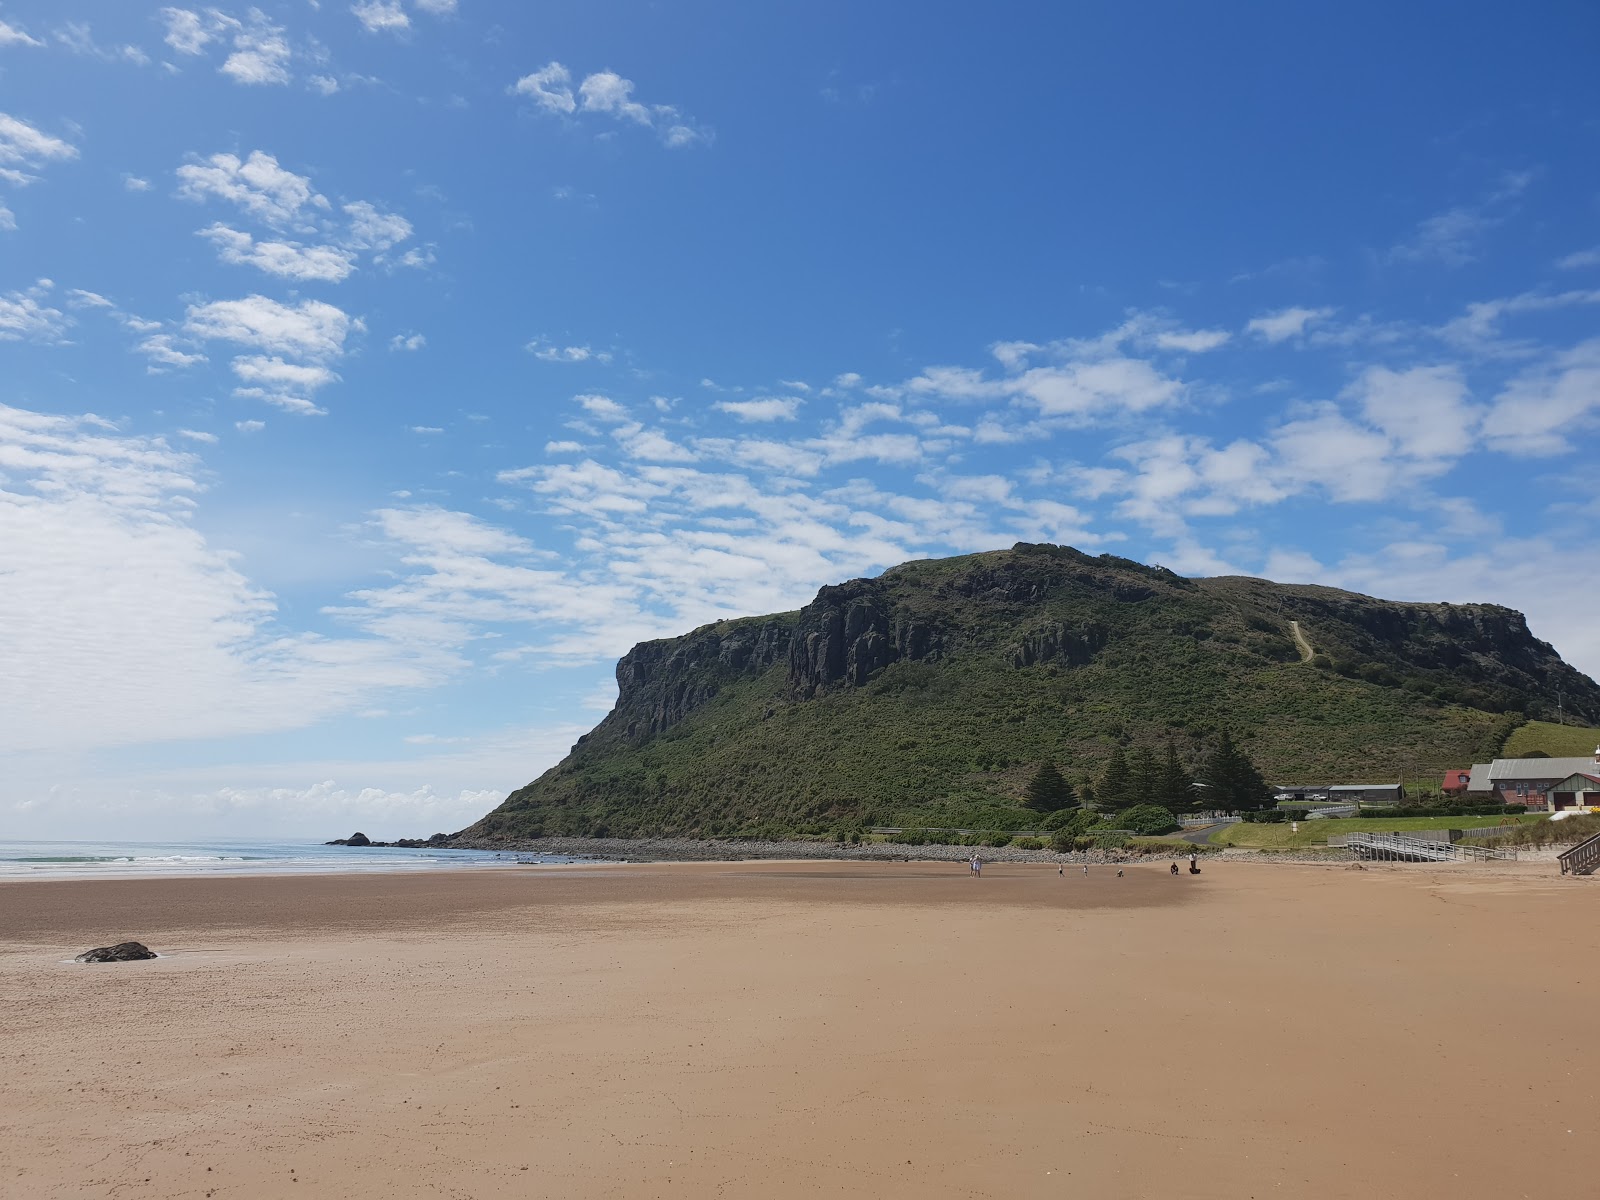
[1082,864,1089,876]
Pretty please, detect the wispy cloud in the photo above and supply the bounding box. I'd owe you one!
[509,61,712,148]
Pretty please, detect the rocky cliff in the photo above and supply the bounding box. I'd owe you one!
[460,543,1600,841]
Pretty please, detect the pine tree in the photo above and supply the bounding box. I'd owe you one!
[1128,745,1157,806]
[1156,742,1193,811]
[1199,730,1272,813]
[1097,745,1131,813]
[1025,761,1076,812]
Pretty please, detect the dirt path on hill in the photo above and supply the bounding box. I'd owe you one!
[1289,618,1314,662]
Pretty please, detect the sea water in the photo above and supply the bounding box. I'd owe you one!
[0,838,580,879]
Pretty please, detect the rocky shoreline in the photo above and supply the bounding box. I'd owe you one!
[443,834,1354,866]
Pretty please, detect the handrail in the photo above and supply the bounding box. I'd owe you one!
[1558,831,1600,876]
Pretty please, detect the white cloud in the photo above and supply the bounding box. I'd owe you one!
[409,425,443,435]
[235,419,265,433]
[1557,246,1600,271]
[510,61,710,147]
[160,7,225,55]
[124,174,152,191]
[1153,328,1230,353]
[199,223,358,282]
[0,112,78,193]
[220,11,291,85]
[0,405,465,755]
[389,332,425,351]
[338,202,408,253]
[230,354,341,415]
[177,150,328,227]
[510,62,576,113]
[714,396,803,422]
[0,203,12,231]
[1246,306,1333,343]
[413,0,459,13]
[1479,338,1600,456]
[1346,364,1480,461]
[137,333,207,370]
[53,21,151,65]
[177,428,219,443]
[0,19,43,48]
[578,71,652,125]
[308,74,340,96]
[0,281,69,343]
[529,341,610,363]
[351,1,410,34]
[185,295,360,360]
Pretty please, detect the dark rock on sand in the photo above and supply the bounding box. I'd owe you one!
[75,941,157,963]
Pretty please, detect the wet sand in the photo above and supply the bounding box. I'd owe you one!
[1,860,1593,1198]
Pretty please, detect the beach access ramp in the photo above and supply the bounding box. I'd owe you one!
[1346,832,1516,863]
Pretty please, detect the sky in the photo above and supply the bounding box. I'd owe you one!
[3,1,1599,839]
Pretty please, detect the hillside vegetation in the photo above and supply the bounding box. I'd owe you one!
[458,544,1600,842]
[1501,720,1600,760]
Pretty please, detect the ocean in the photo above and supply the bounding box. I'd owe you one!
[0,838,580,880]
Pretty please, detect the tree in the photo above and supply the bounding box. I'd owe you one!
[1156,742,1193,811]
[1198,730,1272,813]
[1128,745,1157,806]
[1025,761,1076,812]
[1097,745,1131,813]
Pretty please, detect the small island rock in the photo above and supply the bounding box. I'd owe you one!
[75,941,157,963]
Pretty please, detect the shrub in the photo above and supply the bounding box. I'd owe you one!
[1117,804,1180,836]
[1040,807,1093,834]
[1243,809,1287,823]
[1049,829,1074,853]
[1015,837,1044,850]
[987,833,1013,848]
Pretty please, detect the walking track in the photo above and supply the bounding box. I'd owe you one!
[1289,619,1314,662]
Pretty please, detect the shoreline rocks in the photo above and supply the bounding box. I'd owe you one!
[75,941,157,963]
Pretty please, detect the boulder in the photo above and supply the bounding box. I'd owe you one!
[324,831,373,846]
[75,941,157,963]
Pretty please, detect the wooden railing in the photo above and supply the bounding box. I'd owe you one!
[1558,831,1600,876]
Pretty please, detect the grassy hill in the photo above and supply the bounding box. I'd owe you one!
[1501,720,1600,759]
[457,544,1600,842]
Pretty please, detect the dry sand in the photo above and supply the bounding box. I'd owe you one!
[2,859,1595,1198]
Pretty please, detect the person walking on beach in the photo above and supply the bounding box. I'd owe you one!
[1082,864,1089,876]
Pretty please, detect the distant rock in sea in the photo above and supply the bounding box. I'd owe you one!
[324,832,455,848]
[75,941,157,963]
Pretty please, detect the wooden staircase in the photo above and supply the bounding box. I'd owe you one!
[1558,831,1600,876]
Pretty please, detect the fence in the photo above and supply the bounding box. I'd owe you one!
[1456,824,1523,842]
[868,826,1135,839]
[1179,815,1241,828]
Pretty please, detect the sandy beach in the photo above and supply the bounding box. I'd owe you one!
[2,859,1594,1198]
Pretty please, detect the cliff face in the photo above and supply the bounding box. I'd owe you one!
[463,544,1600,841]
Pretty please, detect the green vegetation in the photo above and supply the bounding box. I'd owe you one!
[1481,812,1600,849]
[1212,813,1544,850]
[458,544,1600,842]
[1116,804,1181,836]
[1502,721,1600,760]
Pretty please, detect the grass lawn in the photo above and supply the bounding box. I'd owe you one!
[1502,720,1600,759]
[1211,813,1545,850]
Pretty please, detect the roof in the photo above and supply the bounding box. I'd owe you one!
[1544,773,1600,792]
[1327,783,1402,792]
[1466,764,1493,791]
[1441,768,1472,786]
[1487,756,1600,781]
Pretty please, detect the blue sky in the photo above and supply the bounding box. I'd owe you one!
[3,1,1598,838]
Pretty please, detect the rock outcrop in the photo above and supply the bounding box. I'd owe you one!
[75,941,157,963]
